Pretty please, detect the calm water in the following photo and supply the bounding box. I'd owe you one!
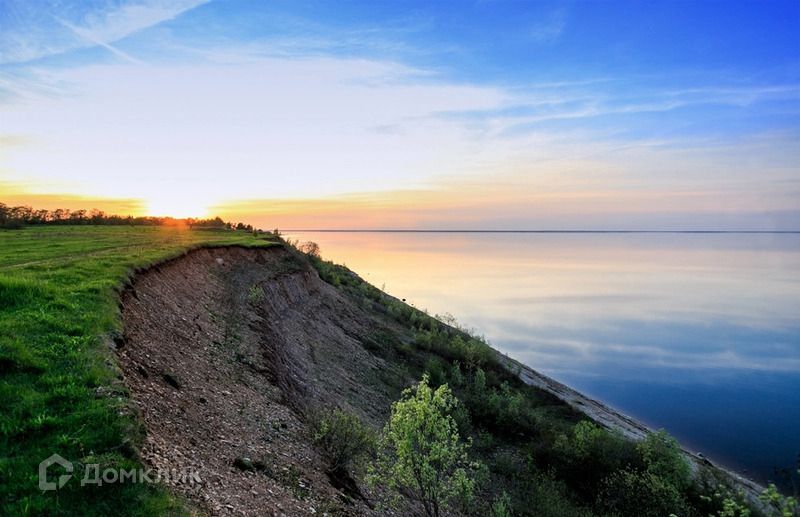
[287,231,800,485]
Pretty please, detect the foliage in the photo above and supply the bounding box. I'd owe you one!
[297,241,321,258]
[597,467,687,517]
[713,496,752,517]
[0,225,275,516]
[540,419,640,500]
[247,284,264,304]
[759,483,799,517]
[368,376,480,517]
[0,201,262,232]
[312,409,376,474]
[637,429,692,491]
[491,491,512,517]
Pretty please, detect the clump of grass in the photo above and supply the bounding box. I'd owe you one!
[0,275,50,309]
[247,284,264,304]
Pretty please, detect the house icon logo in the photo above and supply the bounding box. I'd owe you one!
[39,454,73,491]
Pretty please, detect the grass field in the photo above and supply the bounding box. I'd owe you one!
[0,226,277,516]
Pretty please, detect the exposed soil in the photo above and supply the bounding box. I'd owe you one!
[117,246,411,515]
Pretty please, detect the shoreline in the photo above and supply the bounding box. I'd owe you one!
[494,352,768,506]
[358,257,772,507]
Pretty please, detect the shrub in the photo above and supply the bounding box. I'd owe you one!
[312,409,375,474]
[637,429,691,491]
[368,376,480,517]
[518,470,594,517]
[424,357,448,387]
[297,241,320,258]
[597,468,687,517]
[545,420,639,499]
[759,483,798,517]
[491,491,512,517]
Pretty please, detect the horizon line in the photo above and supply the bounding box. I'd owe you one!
[282,229,800,234]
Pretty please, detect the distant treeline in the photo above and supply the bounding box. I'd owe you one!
[0,202,261,232]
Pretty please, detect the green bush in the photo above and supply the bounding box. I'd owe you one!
[312,409,375,474]
[491,491,512,517]
[368,376,480,517]
[759,483,798,517]
[597,467,687,517]
[637,429,691,491]
[424,356,448,387]
[545,420,640,500]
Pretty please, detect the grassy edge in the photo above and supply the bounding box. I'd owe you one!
[0,228,280,516]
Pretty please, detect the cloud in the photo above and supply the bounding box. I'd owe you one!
[0,0,208,64]
[527,8,567,43]
[0,54,506,211]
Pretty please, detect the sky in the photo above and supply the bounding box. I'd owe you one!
[1,0,799,230]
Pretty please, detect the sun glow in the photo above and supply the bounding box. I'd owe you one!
[144,196,211,219]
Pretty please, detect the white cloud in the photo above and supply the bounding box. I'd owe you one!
[0,55,507,209]
[0,0,208,64]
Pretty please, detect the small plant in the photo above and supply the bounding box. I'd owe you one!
[247,284,264,304]
[491,491,513,517]
[312,409,375,475]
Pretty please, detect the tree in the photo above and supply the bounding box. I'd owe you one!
[368,376,479,517]
[298,241,320,258]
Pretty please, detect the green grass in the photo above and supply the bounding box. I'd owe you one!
[0,226,278,516]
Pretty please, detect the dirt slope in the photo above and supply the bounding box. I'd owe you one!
[117,246,410,515]
[116,244,766,516]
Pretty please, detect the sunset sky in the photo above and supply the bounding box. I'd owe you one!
[1,0,799,229]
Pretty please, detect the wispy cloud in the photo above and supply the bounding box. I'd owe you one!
[56,17,143,64]
[0,0,208,64]
[527,8,567,44]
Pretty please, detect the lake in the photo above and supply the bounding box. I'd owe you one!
[286,231,800,486]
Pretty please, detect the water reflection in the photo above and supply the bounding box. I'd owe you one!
[287,232,800,483]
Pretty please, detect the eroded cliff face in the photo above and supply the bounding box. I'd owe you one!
[117,246,410,515]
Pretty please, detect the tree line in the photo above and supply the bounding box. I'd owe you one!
[0,202,259,232]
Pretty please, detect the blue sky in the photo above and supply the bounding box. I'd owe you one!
[1,0,799,229]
